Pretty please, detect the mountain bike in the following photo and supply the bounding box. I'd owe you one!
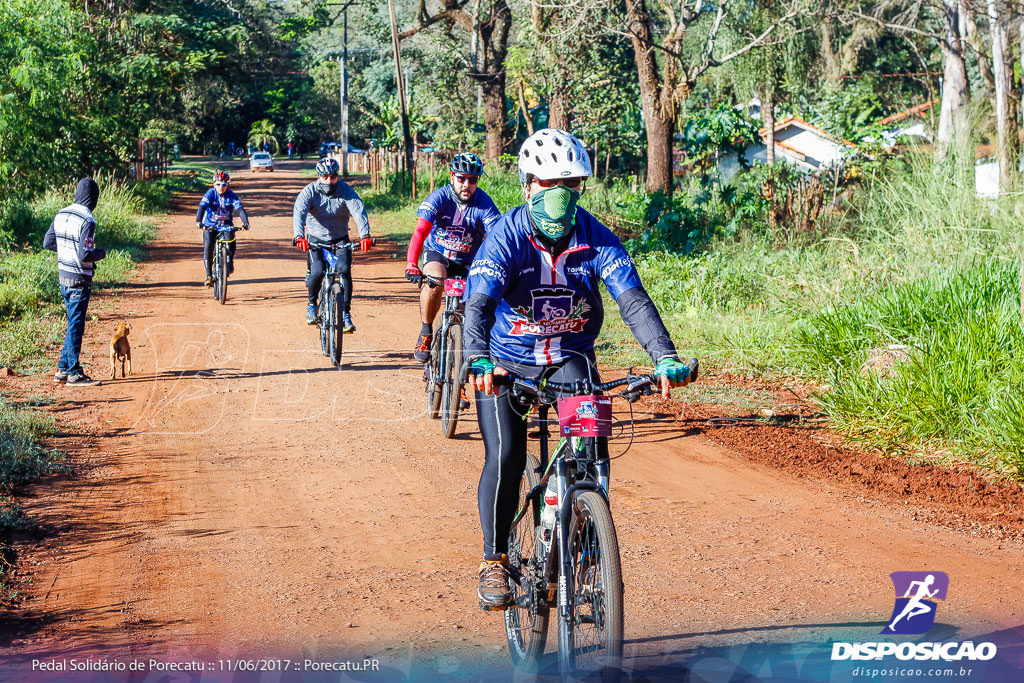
[210,217,243,304]
[419,274,466,438]
[463,359,698,680]
[309,239,363,367]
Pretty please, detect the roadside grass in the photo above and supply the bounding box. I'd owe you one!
[0,397,68,603]
[365,156,1024,477]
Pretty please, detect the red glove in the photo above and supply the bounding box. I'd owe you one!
[295,237,309,252]
[360,237,373,253]
[405,263,422,284]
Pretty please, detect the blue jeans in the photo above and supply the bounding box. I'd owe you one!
[59,282,91,373]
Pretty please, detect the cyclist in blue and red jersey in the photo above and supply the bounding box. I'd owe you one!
[462,129,695,609]
[195,170,250,286]
[405,153,502,362]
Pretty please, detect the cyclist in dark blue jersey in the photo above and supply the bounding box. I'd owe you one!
[194,171,250,287]
[462,129,694,609]
[405,153,501,362]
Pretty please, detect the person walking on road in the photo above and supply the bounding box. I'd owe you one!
[43,177,107,386]
[292,157,373,331]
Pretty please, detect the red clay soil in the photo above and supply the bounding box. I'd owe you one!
[647,383,1024,539]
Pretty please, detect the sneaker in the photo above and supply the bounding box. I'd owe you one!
[53,370,68,383]
[305,304,317,325]
[342,313,356,334]
[227,261,234,276]
[203,276,213,287]
[66,372,101,387]
[459,386,471,410]
[413,333,432,363]
[477,554,512,610]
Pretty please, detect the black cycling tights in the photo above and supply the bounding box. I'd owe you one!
[307,247,353,312]
[203,229,237,277]
[476,353,607,556]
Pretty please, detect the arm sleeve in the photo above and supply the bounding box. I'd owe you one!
[43,221,57,251]
[463,292,498,362]
[80,219,105,263]
[615,286,678,364]
[344,187,371,239]
[236,205,250,227]
[292,186,310,243]
[406,217,433,264]
[194,205,205,224]
[481,199,502,233]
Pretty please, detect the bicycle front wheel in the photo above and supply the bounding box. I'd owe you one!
[440,322,462,439]
[505,453,549,670]
[329,284,344,367]
[216,243,227,304]
[426,330,442,420]
[558,490,624,681]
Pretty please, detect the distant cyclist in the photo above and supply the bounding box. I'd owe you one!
[462,129,694,608]
[406,152,501,361]
[195,170,250,287]
[292,157,372,331]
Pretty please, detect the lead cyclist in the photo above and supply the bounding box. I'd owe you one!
[463,128,694,609]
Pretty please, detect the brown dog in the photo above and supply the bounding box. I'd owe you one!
[109,322,132,379]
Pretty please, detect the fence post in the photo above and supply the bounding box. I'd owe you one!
[429,152,435,194]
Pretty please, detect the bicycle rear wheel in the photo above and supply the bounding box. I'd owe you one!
[216,243,227,304]
[558,490,624,681]
[505,453,549,670]
[329,284,343,367]
[440,322,462,439]
[426,330,442,419]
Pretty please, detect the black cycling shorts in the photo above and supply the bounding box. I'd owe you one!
[422,249,469,279]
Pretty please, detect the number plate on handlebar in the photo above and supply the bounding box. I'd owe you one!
[443,279,466,298]
[557,395,613,437]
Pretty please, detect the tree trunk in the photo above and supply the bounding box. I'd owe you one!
[763,89,776,166]
[548,88,570,130]
[989,0,1012,191]
[643,113,674,194]
[624,0,677,194]
[820,20,841,86]
[481,76,507,161]
[937,0,971,160]
[474,0,511,161]
[517,81,535,135]
[963,2,995,95]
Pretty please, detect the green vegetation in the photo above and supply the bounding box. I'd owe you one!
[0,397,68,602]
[373,155,1024,477]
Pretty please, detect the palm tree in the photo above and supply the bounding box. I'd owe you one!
[248,119,280,155]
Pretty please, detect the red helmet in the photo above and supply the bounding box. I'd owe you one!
[213,170,230,184]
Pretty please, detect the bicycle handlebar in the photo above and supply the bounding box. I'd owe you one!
[309,237,375,252]
[458,358,699,404]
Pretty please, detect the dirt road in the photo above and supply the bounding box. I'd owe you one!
[2,162,1022,680]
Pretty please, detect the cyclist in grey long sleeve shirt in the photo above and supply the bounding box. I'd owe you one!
[291,157,373,330]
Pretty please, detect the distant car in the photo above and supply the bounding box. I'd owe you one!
[249,152,274,172]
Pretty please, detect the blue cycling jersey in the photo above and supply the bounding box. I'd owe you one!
[199,188,243,227]
[417,185,501,265]
[466,205,643,366]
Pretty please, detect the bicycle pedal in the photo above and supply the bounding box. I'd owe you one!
[479,601,509,612]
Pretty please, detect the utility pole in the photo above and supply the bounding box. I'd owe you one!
[327,1,358,177]
[387,0,414,196]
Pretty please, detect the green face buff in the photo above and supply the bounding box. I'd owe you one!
[529,185,581,240]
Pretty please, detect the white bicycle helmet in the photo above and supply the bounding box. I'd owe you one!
[517,128,592,183]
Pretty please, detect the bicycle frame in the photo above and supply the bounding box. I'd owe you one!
[433,278,465,391]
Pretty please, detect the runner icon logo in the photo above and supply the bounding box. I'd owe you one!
[881,571,949,635]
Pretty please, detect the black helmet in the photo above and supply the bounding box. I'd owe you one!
[449,152,484,177]
[316,157,340,176]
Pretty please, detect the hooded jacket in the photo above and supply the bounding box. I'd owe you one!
[43,178,106,286]
[291,180,370,245]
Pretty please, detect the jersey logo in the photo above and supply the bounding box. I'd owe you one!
[508,287,590,336]
[435,225,471,252]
